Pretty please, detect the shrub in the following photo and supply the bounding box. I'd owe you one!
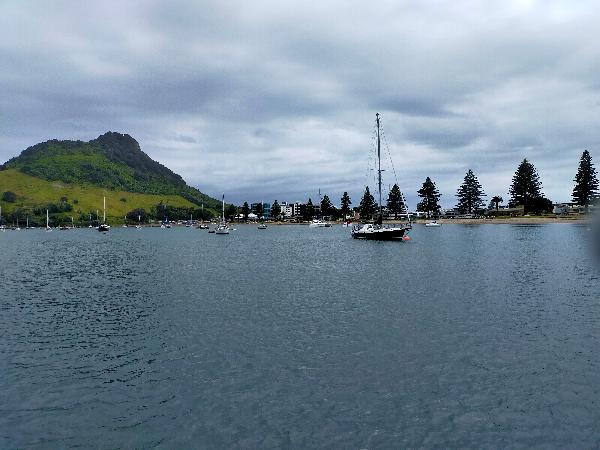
[2,191,17,203]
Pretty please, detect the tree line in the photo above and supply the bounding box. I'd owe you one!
[402,151,598,217]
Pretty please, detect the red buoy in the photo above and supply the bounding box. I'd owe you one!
[402,236,411,241]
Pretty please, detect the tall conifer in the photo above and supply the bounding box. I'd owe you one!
[572,150,599,211]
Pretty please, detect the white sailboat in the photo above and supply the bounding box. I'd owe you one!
[309,189,331,227]
[215,194,230,234]
[98,197,110,232]
[197,203,209,229]
[352,113,411,240]
[45,209,52,232]
[0,206,4,231]
[425,221,442,227]
[135,215,142,229]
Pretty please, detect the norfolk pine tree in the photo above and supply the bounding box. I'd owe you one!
[320,195,333,217]
[456,169,486,214]
[359,186,377,220]
[416,177,441,217]
[340,192,352,219]
[386,183,405,219]
[241,202,250,221]
[572,150,599,211]
[271,200,281,219]
[509,159,542,214]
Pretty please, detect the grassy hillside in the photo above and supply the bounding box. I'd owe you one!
[2,132,220,210]
[0,168,204,225]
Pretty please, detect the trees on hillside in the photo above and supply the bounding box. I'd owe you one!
[359,186,377,220]
[572,149,599,211]
[2,191,17,203]
[386,183,405,219]
[456,169,485,214]
[340,192,352,219]
[416,177,441,217]
[509,159,545,214]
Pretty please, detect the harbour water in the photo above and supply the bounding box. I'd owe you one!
[2,224,600,448]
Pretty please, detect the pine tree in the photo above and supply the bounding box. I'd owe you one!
[359,186,377,220]
[386,183,405,219]
[456,169,486,214]
[271,200,281,219]
[509,159,542,214]
[225,204,237,221]
[305,198,314,220]
[241,202,250,222]
[416,177,441,217]
[320,195,333,217]
[572,150,599,211]
[340,192,352,219]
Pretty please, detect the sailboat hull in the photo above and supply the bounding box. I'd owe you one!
[351,224,410,240]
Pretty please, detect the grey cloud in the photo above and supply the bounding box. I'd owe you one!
[2,0,600,207]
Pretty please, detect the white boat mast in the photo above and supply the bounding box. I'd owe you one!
[376,113,383,220]
[103,197,106,223]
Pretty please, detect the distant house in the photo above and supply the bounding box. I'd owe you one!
[442,208,459,218]
[487,205,524,216]
[553,203,573,215]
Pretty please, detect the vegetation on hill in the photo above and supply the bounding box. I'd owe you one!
[0,169,215,227]
[1,132,220,209]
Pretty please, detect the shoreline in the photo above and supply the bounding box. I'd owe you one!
[412,216,591,225]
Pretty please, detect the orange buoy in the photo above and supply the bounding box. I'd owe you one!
[402,236,411,241]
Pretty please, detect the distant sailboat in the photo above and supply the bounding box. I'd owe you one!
[45,209,52,232]
[215,194,230,234]
[309,189,331,227]
[425,221,442,227]
[352,113,411,240]
[197,203,209,229]
[98,197,110,232]
[135,215,142,229]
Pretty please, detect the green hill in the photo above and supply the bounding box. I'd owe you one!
[0,132,221,226]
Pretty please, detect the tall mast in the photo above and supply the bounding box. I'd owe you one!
[376,113,382,218]
[103,197,106,223]
[222,194,225,222]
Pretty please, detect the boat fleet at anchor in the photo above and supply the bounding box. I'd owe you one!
[1,115,445,239]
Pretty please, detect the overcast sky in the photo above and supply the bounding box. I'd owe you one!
[2,0,600,207]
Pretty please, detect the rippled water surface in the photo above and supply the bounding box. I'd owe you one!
[2,224,600,448]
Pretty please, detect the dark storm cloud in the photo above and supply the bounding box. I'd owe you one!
[2,0,600,207]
